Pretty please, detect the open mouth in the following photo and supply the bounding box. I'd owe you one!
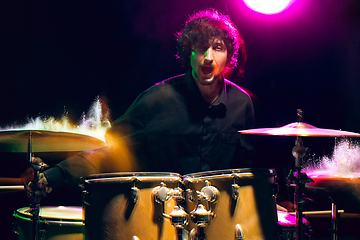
[201,65,213,75]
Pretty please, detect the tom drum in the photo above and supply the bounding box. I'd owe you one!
[13,206,84,240]
[82,172,182,240]
[183,168,278,240]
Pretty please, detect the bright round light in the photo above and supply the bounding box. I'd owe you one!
[244,0,291,14]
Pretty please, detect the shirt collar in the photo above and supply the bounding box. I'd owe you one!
[185,69,227,107]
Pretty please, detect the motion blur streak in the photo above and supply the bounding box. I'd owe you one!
[303,139,360,178]
[0,96,111,142]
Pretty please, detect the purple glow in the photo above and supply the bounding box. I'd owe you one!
[277,211,309,226]
[244,0,291,14]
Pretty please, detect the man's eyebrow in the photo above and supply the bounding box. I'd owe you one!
[212,39,224,44]
[212,41,225,47]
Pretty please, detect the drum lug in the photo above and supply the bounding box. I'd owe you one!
[152,182,172,203]
[186,189,194,203]
[235,224,244,240]
[190,203,213,227]
[231,176,240,201]
[231,183,240,201]
[170,205,188,228]
[153,183,189,230]
[131,186,140,204]
[132,236,140,240]
[82,190,92,206]
[201,180,219,203]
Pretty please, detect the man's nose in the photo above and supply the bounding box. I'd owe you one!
[204,48,214,63]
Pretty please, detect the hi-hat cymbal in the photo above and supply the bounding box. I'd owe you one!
[0,130,105,152]
[239,122,360,137]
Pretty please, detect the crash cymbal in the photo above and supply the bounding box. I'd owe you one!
[0,130,105,153]
[239,122,360,137]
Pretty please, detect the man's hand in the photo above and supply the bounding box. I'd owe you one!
[277,200,296,212]
[21,157,52,197]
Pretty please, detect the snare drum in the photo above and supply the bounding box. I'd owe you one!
[277,211,311,240]
[183,168,278,240]
[82,172,182,240]
[13,206,84,240]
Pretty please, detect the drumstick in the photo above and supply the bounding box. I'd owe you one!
[288,210,344,214]
[288,210,348,218]
[0,177,23,185]
[0,185,25,194]
[0,185,25,190]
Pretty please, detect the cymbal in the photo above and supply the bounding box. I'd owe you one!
[0,130,105,153]
[306,171,360,190]
[239,122,360,137]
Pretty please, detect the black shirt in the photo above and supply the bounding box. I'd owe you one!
[44,70,256,190]
[108,70,255,175]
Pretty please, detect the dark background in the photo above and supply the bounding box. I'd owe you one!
[0,0,360,239]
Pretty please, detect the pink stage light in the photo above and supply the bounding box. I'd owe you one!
[243,0,291,14]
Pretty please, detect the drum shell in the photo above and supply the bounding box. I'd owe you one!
[13,206,84,240]
[82,172,181,240]
[184,168,278,240]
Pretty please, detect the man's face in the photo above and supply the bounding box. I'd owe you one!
[190,38,228,86]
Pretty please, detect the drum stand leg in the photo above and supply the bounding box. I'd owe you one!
[294,181,304,240]
[27,131,46,240]
[27,131,39,240]
[331,198,338,240]
[30,196,41,240]
[287,129,314,240]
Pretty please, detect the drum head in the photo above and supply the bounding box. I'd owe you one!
[16,206,83,221]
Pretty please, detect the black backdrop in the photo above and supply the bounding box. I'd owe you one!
[0,0,360,239]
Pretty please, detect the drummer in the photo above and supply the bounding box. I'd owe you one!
[26,9,256,195]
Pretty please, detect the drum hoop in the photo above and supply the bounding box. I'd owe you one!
[84,172,182,184]
[40,220,84,226]
[14,206,83,222]
[13,214,84,226]
[183,168,275,182]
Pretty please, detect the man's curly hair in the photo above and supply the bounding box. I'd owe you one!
[176,9,246,72]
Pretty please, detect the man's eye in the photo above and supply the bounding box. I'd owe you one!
[214,45,223,51]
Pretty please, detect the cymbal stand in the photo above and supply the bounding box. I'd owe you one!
[329,197,339,240]
[287,110,314,240]
[27,131,46,240]
[329,138,339,240]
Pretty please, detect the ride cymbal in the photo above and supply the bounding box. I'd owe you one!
[239,122,360,137]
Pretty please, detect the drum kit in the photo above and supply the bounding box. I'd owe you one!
[2,110,360,240]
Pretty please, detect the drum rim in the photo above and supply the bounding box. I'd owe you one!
[14,206,83,221]
[183,168,275,181]
[84,171,182,183]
